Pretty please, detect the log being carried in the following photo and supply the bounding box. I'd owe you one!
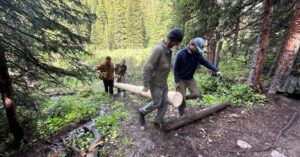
[114,82,183,108]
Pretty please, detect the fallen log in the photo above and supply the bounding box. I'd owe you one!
[62,126,104,157]
[114,83,183,107]
[163,99,231,132]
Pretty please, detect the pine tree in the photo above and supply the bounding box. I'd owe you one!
[0,0,94,145]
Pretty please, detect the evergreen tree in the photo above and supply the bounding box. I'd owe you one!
[0,0,95,145]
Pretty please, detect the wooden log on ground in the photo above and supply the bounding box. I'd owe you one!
[114,83,183,107]
[163,99,231,132]
[83,126,103,157]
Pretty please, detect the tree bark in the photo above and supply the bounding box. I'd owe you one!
[208,26,217,65]
[267,30,288,77]
[268,0,300,95]
[231,17,240,57]
[215,23,226,67]
[248,0,274,92]
[163,99,231,132]
[0,46,24,146]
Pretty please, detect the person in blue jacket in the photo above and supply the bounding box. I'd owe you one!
[174,37,222,116]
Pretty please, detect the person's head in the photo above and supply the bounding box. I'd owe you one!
[165,28,183,48]
[105,56,111,64]
[120,59,126,65]
[188,38,205,55]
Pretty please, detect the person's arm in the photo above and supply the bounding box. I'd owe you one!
[95,62,104,71]
[143,46,161,90]
[173,53,182,83]
[119,65,127,77]
[198,54,219,72]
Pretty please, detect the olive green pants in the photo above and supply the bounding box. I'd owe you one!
[176,78,200,115]
[140,84,169,123]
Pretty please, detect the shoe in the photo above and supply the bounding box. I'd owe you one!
[154,120,167,128]
[138,109,145,126]
[178,106,184,116]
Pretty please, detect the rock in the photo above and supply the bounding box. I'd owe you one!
[237,140,252,149]
[228,113,239,118]
[271,150,286,157]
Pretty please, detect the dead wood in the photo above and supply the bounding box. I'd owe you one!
[62,126,104,157]
[83,126,103,157]
[163,99,231,132]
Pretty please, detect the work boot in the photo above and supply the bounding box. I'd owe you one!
[178,102,186,116]
[138,109,145,126]
[154,120,167,128]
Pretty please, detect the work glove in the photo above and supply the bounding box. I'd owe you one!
[142,87,149,92]
[175,83,180,90]
[216,71,222,78]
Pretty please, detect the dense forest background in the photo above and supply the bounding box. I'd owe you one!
[0,0,299,156]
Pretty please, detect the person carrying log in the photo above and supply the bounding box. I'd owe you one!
[115,59,127,93]
[138,28,184,127]
[174,37,222,116]
[94,56,115,95]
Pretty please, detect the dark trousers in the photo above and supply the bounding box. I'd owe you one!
[103,79,114,94]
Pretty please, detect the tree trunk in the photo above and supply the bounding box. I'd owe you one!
[247,33,261,86]
[114,83,183,107]
[0,46,24,146]
[163,99,231,131]
[214,23,225,67]
[268,0,300,95]
[248,0,274,92]
[231,17,240,57]
[208,24,218,65]
[267,30,288,77]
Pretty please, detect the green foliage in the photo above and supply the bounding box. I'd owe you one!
[94,101,127,146]
[187,75,267,108]
[35,89,105,139]
[90,0,174,50]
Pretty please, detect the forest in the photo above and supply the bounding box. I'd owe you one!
[0,0,299,156]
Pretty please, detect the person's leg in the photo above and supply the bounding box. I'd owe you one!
[177,80,186,116]
[140,85,163,115]
[154,87,169,124]
[109,79,114,95]
[117,78,121,93]
[103,80,108,93]
[186,78,200,100]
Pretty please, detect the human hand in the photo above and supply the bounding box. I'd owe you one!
[216,71,222,78]
[175,83,180,89]
[142,87,149,92]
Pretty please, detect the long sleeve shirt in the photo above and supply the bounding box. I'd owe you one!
[96,61,114,80]
[143,41,172,88]
[173,46,219,83]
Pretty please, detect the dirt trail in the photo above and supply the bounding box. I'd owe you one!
[113,94,299,157]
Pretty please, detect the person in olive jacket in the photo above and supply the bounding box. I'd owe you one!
[138,28,184,127]
[94,56,114,95]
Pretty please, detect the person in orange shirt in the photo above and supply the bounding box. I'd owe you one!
[94,56,115,94]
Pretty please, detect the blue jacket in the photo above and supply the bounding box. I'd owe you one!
[173,46,219,83]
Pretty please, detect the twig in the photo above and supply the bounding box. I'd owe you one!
[204,112,298,153]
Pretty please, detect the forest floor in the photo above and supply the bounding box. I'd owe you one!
[12,90,299,157]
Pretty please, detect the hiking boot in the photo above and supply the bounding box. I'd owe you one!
[154,120,167,128]
[178,104,185,116]
[138,109,145,126]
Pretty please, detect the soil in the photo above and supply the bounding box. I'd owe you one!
[8,93,300,157]
[109,94,299,157]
